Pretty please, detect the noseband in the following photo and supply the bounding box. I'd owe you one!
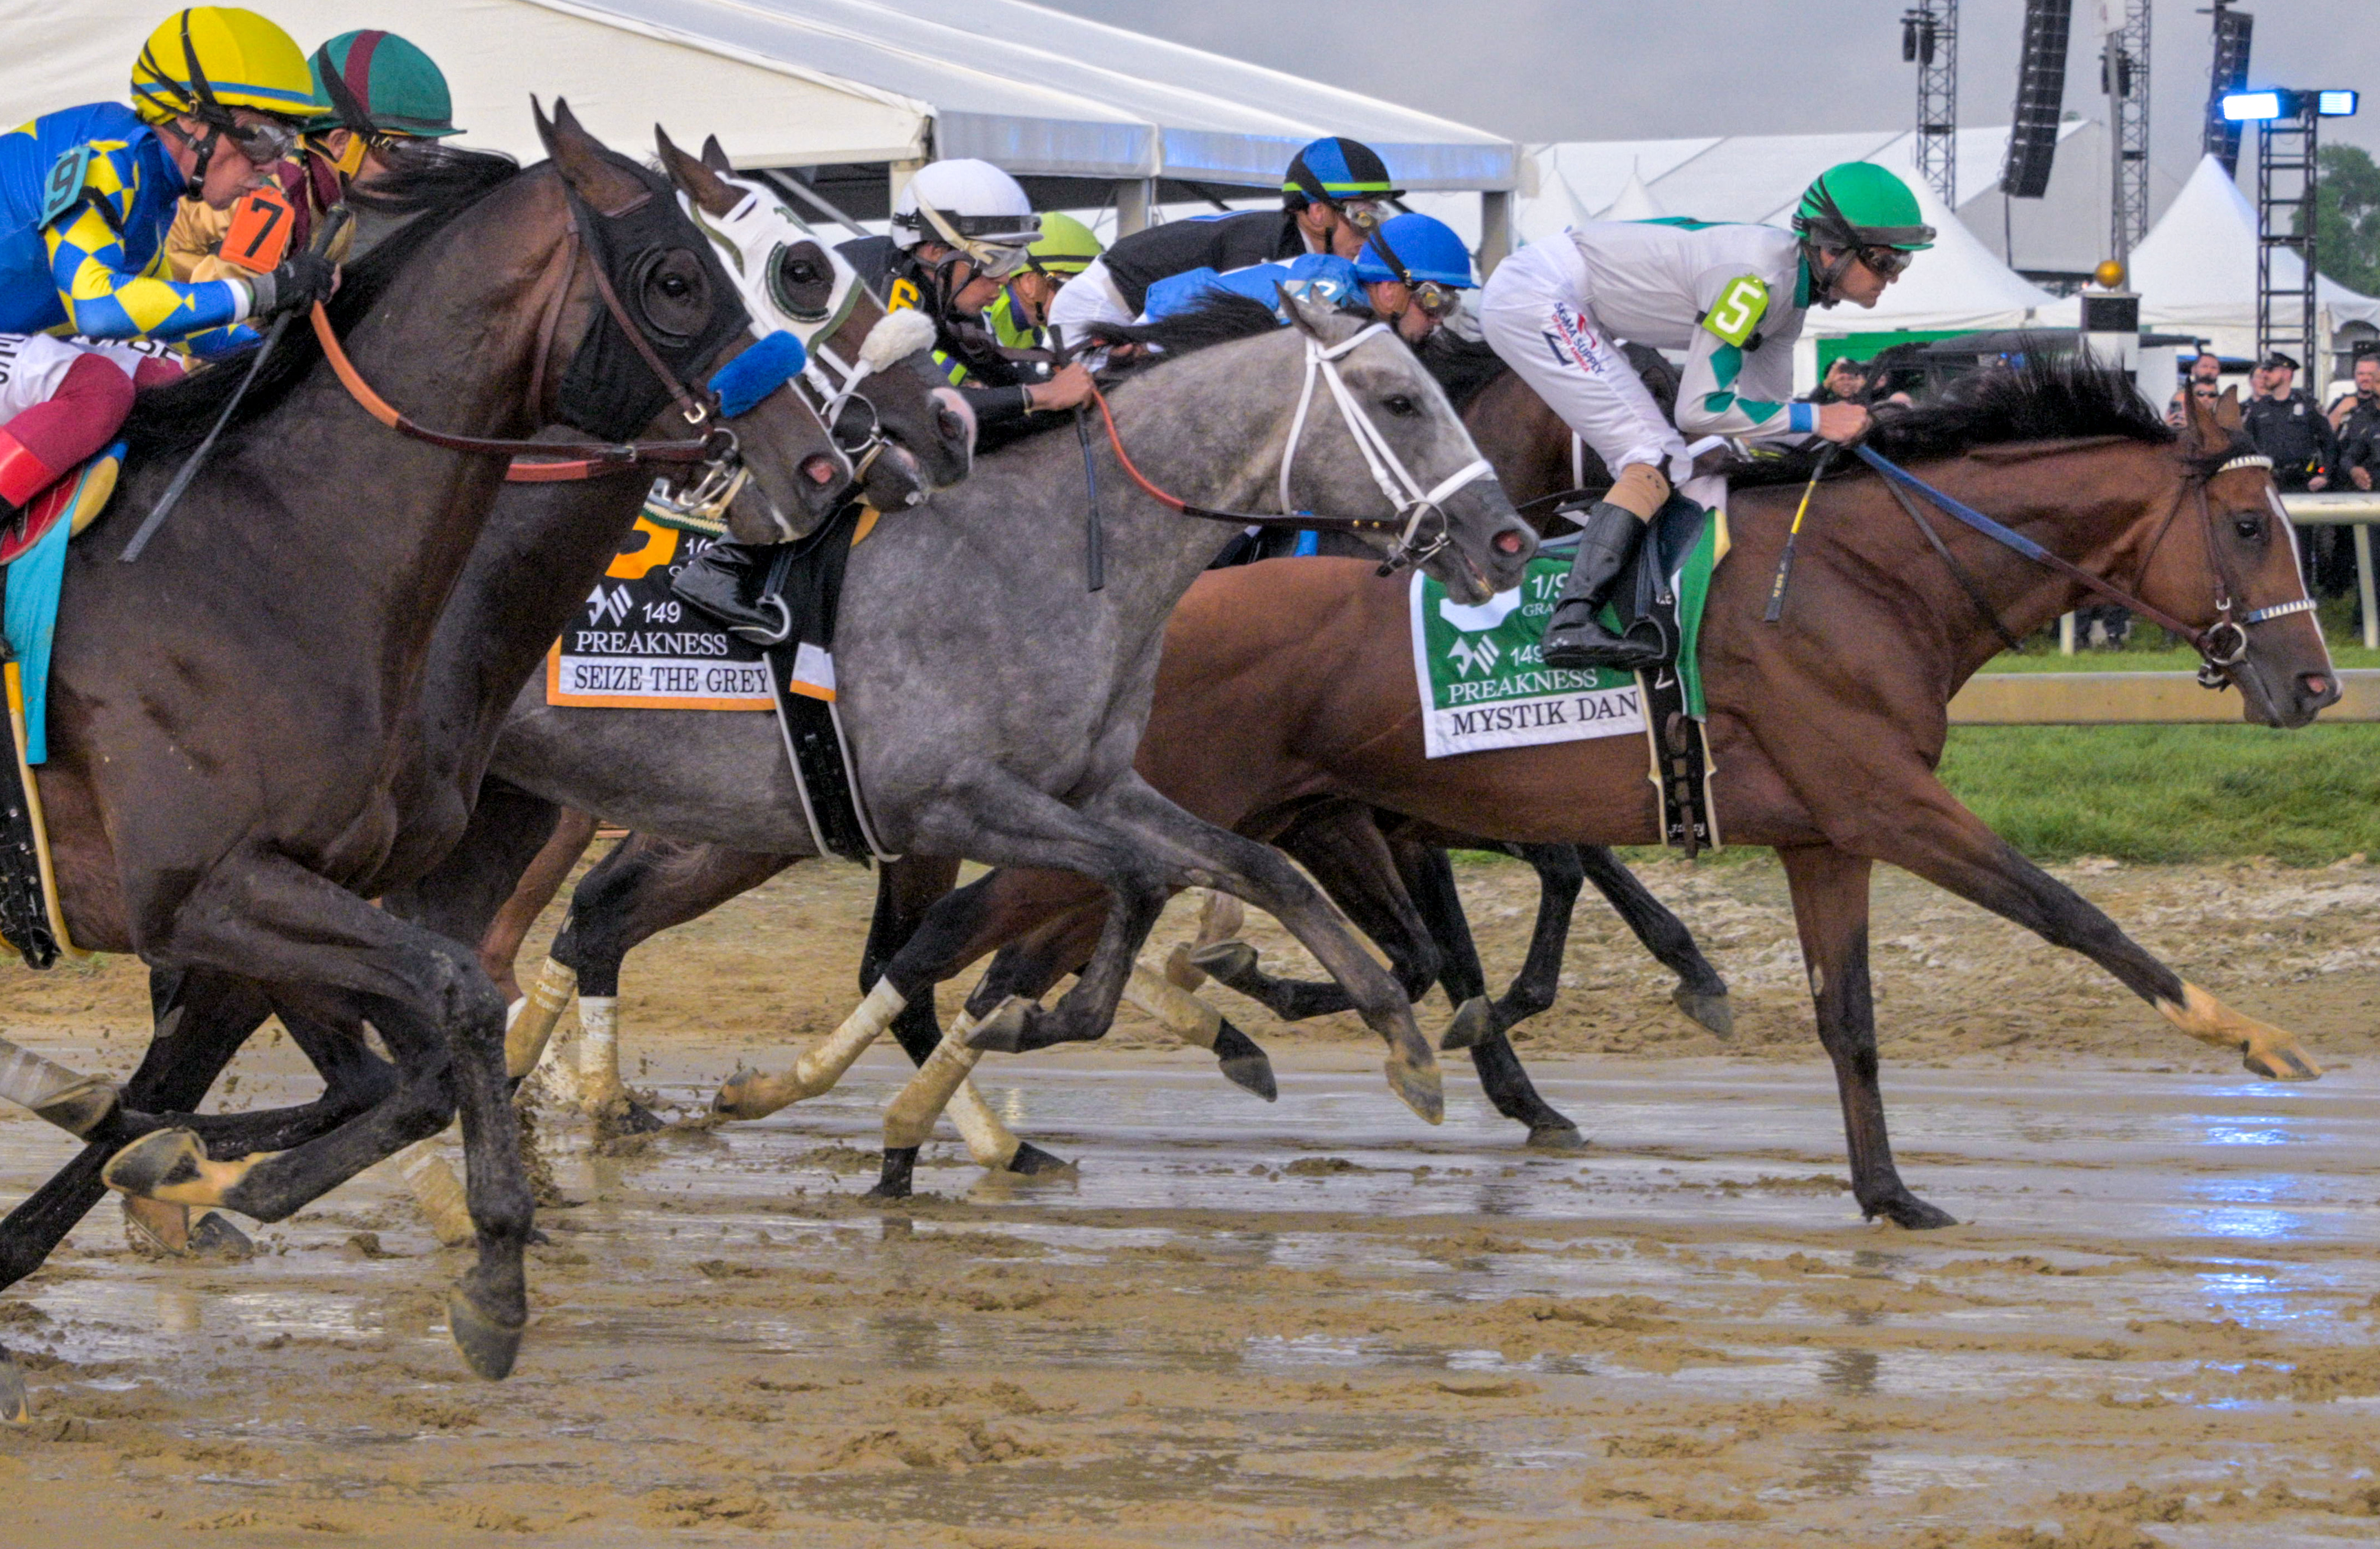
[1089,321,1496,575]
[1853,446,2314,688]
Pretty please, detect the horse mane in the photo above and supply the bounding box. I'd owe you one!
[1727,353,2232,490]
[125,143,524,461]
[1416,329,1508,411]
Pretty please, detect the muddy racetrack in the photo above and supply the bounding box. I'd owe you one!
[0,852,2376,1547]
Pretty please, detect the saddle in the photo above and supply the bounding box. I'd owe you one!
[0,443,122,967]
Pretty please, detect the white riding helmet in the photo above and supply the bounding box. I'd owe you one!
[891,158,1041,278]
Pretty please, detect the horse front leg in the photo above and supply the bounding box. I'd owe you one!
[1871,784,2319,1081]
[1778,843,1955,1229]
[1576,845,1733,1035]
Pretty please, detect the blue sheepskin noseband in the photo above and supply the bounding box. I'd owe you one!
[708,330,809,419]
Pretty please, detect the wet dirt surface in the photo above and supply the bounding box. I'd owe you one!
[1,854,2377,1546]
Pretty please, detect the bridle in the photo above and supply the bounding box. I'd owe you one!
[312,178,764,486]
[1853,444,2314,688]
[1086,319,1496,575]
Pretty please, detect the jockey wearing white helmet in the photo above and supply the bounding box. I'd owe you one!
[837,157,1094,450]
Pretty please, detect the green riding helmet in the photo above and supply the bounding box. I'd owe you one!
[1792,162,1935,253]
[307,29,462,139]
[1026,211,1103,277]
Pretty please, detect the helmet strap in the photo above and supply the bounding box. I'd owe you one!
[1803,241,1855,308]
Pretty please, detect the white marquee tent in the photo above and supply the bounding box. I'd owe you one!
[13,0,1519,240]
[2128,154,2380,374]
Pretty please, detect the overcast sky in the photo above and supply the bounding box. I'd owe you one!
[1039,0,2380,174]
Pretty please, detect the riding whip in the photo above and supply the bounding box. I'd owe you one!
[1762,441,1838,623]
[122,204,352,562]
[1049,323,1103,592]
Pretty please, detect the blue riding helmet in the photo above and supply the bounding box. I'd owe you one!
[1351,212,1474,289]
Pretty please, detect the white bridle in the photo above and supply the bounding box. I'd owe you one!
[1278,321,1496,568]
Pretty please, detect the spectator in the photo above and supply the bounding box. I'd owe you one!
[2337,353,2380,492]
[1808,356,1869,404]
[2242,351,2334,492]
[2189,351,2224,393]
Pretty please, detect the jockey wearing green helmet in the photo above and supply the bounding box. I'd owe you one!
[305,30,461,183]
[1479,158,1933,671]
[987,211,1103,350]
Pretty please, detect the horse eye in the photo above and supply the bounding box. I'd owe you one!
[1383,393,1418,417]
[2235,515,2263,540]
[788,261,820,284]
[659,274,692,299]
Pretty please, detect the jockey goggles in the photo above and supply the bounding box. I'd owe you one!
[908,198,1039,283]
[220,114,299,165]
[1856,244,1916,279]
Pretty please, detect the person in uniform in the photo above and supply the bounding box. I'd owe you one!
[2242,351,2334,493]
[984,211,1103,353]
[1141,210,1475,348]
[2333,352,2380,492]
[0,6,330,527]
[1047,136,1400,341]
[1479,161,1933,670]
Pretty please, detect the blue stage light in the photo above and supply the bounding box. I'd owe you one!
[2317,90,2360,118]
[2221,90,2284,122]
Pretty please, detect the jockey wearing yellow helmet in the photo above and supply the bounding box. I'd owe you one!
[0,9,333,527]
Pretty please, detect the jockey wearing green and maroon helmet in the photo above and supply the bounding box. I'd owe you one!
[303,29,461,185]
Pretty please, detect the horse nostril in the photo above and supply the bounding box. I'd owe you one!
[801,454,840,486]
[936,406,967,442]
[2303,674,2332,698]
[1492,529,1525,556]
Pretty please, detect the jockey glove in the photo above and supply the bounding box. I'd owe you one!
[245,251,337,321]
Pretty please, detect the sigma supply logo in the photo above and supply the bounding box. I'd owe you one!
[1447,634,1502,678]
[586,584,634,627]
[1540,303,1604,375]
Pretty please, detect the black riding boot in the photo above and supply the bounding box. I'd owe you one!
[672,540,790,642]
[1538,501,1664,672]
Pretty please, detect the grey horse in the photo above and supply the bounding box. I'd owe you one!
[487,294,1536,1130]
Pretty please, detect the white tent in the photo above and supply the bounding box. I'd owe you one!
[15,0,1517,233]
[2128,154,2380,368]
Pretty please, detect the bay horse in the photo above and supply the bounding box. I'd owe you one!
[0,126,973,1302]
[851,362,2339,1223]
[0,103,843,1399]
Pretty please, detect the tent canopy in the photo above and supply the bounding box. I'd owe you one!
[20,0,1515,192]
[2128,154,2380,360]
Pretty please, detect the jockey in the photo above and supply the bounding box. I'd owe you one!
[0,7,331,527]
[1048,135,1399,340]
[985,212,1103,351]
[837,158,1094,449]
[1479,161,1932,671]
[1143,211,1474,348]
[168,28,464,280]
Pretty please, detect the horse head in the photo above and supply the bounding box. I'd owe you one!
[528,102,848,542]
[2155,385,2340,728]
[657,130,973,513]
[1279,292,1535,602]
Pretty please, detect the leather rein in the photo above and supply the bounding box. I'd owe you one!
[1852,444,2314,687]
[308,202,737,483]
[1083,320,1495,574]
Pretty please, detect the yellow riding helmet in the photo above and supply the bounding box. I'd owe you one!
[133,7,317,126]
[1027,212,1104,277]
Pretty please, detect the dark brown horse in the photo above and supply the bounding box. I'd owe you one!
[845,362,2339,1221]
[0,105,843,1397]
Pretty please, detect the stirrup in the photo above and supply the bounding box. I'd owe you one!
[728,594,793,646]
[1542,607,1663,671]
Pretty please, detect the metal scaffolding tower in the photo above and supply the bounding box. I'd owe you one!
[2202,1,2254,177]
[2103,0,2152,263]
[2255,97,2320,383]
[1903,2,1959,205]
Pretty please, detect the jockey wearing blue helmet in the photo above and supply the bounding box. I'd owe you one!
[1348,211,1474,343]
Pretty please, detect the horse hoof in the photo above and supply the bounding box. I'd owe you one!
[1162,942,1208,992]
[866,1147,919,1200]
[962,997,1033,1054]
[188,1211,256,1261]
[713,1069,787,1122]
[102,1129,212,1205]
[1524,1122,1586,1151]
[0,1350,25,1424]
[1441,996,1495,1052]
[1213,1020,1277,1101]
[1187,940,1259,987]
[1005,1141,1074,1177]
[121,1196,193,1258]
[1384,1056,1444,1125]
[1870,1193,1959,1230]
[446,1288,525,1382]
[2244,1041,2322,1082]
[595,1096,668,1136]
[1673,987,1734,1039]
